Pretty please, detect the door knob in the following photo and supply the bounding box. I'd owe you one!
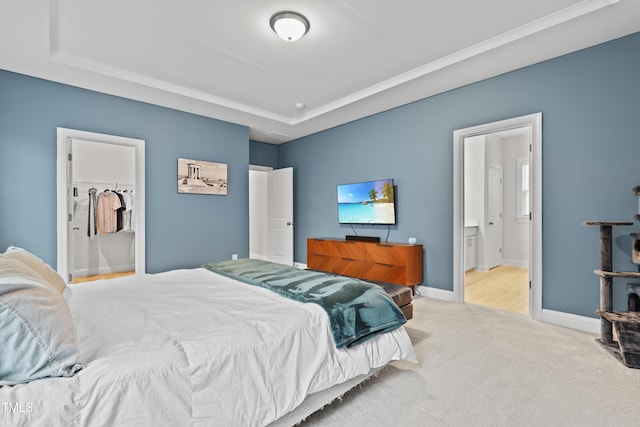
[489,222,494,226]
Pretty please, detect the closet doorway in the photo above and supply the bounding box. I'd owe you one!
[453,113,542,320]
[56,128,146,283]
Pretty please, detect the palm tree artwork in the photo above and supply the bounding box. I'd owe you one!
[381,181,394,203]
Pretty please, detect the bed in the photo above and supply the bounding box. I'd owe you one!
[0,249,415,427]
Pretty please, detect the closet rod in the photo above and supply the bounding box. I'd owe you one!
[73,180,135,189]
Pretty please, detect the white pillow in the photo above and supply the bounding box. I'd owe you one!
[0,258,82,385]
[0,252,43,281]
[3,246,66,292]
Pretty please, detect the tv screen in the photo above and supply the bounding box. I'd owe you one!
[337,179,396,225]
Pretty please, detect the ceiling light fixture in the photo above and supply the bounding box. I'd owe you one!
[270,11,309,42]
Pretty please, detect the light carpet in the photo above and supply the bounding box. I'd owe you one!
[300,296,640,426]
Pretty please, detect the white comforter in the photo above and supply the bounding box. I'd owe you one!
[0,268,415,427]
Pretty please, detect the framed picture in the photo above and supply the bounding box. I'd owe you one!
[177,158,228,195]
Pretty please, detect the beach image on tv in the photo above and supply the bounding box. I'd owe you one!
[337,179,396,224]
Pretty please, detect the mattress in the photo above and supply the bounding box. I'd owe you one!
[0,267,415,426]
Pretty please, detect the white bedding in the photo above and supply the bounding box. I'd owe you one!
[0,268,415,426]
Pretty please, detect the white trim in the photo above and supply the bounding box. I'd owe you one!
[541,309,600,335]
[72,264,135,278]
[416,286,456,302]
[48,0,617,126]
[294,262,308,270]
[502,258,529,268]
[417,291,599,335]
[417,288,599,335]
[56,127,145,283]
[249,164,274,172]
[49,50,294,124]
[453,113,543,320]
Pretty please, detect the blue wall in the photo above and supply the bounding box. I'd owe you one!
[278,32,640,318]
[249,140,279,168]
[0,70,249,273]
[2,32,639,318]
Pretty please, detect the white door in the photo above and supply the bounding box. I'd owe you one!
[487,165,503,269]
[268,167,294,265]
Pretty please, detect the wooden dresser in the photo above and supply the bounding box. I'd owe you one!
[307,238,423,288]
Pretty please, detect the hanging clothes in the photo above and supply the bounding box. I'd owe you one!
[87,188,98,239]
[96,190,122,234]
[121,190,133,232]
[128,191,136,232]
[114,191,126,232]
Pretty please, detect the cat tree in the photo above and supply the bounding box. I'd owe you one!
[583,185,640,368]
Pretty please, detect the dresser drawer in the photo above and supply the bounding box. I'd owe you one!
[364,262,407,286]
[308,239,366,260]
[365,244,411,266]
[308,254,366,277]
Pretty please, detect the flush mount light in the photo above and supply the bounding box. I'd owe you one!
[270,11,309,42]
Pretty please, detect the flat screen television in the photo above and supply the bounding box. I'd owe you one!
[337,179,396,225]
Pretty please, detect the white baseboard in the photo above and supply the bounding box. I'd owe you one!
[416,286,600,335]
[416,285,456,302]
[295,263,597,336]
[295,262,308,269]
[541,309,600,335]
[73,264,134,278]
[502,258,529,268]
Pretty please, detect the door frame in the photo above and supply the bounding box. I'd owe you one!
[453,113,542,320]
[249,165,272,261]
[249,165,294,265]
[56,127,146,283]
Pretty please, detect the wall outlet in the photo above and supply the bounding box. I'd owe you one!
[232,254,238,261]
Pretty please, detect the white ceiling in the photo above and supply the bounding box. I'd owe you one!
[1,1,638,144]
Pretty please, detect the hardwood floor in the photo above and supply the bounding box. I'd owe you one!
[72,271,135,284]
[464,266,529,315]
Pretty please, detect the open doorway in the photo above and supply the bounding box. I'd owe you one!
[453,113,542,320]
[56,128,146,283]
[463,129,529,315]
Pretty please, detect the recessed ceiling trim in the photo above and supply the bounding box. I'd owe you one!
[49,0,619,129]
[49,50,295,124]
[288,0,620,125]
[48,0,294,124]
[257,132,293,144]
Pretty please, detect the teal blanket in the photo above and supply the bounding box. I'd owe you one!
[202,258,407,348]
